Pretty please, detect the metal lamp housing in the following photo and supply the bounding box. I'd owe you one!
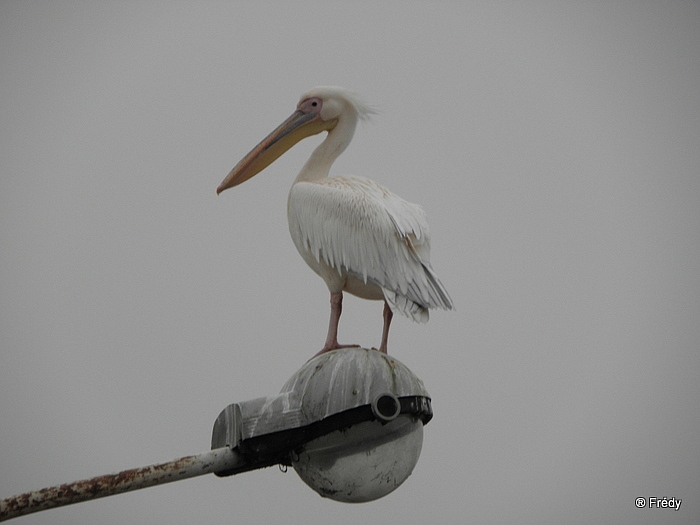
[211,348,432,503]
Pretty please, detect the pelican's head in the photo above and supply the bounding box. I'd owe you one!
[217,86,374,194]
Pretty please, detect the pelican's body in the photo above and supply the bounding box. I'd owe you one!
[218,86,452,355]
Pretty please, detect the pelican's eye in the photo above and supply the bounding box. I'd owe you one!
[298,97,323,114]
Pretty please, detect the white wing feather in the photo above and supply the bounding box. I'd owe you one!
[288,176,453,322]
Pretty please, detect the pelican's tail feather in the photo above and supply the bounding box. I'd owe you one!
[383,290,430,323]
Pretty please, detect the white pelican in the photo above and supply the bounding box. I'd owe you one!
[217,86,453,356]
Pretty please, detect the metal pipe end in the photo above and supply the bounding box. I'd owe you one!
[371,393,401,422]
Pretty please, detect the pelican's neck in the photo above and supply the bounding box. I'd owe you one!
[294,114,357,184]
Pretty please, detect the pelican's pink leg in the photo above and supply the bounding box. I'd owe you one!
[378,301,393,354]
[314,292,360,357]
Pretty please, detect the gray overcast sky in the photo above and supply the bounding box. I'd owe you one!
[1,2,699,524]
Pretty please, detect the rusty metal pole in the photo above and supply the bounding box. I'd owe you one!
[0,447,242,522]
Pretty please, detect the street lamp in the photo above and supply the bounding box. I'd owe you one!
[212,347,433,502]
[0,348,432,520]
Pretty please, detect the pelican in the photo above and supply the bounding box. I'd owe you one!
[217,86,453,356]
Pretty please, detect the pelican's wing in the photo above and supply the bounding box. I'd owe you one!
[288,177,453,322]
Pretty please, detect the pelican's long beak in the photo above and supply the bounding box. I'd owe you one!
[217,110,337,194]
